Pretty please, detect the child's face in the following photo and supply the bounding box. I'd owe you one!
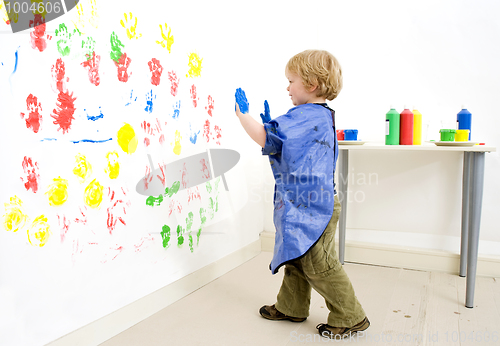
[285,70,316,106]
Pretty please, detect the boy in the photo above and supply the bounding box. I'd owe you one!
[234,50,369,339]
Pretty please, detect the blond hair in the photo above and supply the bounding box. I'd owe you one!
[286,50,343,101]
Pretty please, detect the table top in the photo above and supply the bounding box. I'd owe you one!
[338,142,496,152]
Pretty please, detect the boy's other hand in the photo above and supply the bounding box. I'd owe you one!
[235,88,250,115]
[260,100,271,124]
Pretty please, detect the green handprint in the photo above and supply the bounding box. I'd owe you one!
[56,23,72,57]
[82,36,96,60]
[110,31,124,63]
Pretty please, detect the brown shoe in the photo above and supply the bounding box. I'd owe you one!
[259,304,306,322]
[317,317,370,338]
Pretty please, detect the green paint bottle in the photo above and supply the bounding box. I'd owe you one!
[385,106,400,145]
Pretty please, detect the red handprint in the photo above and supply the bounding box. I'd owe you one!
[115,52,132,82]
[168,71,179,96]
[81,51,101,86]
[148,58,163,86]
[21,156,40,193]
[20,94,43,133]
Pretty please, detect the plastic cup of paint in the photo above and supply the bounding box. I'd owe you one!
[344,129,358,141]
[337,129,345,140]
[439,129,456,141]
[455,129,470,142]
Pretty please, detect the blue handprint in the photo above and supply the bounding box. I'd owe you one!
[144,90,155,113]
[189,122,200,144]
[172,100,181,119]
[235,88,249,114]
[260,100,271,124]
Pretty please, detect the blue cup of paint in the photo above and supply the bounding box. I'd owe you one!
[344,129,358,141]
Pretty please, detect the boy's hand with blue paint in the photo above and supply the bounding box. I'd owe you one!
[260,100,271,124]
[235,88,250,115]
[234,88,266,148]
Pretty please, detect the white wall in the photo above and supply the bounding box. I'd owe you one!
[263,0,500,257]
[0,2,267,345]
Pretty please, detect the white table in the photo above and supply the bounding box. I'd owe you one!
[337,142,496,308]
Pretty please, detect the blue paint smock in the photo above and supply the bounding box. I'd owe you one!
[262,103,338,274]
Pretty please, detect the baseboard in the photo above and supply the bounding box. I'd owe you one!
[259,231,500,277]
[47,239,262,346]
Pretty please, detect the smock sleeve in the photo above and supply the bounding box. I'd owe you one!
[262,120,283,156]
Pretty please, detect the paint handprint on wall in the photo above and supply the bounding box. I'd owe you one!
[121,12,142,40]
[206,95,214,116]
[30,14,48,52]
[52,90,77,133]
[51,58,68,93]
[73,154,93,183]
[106,187,131,234]
[115,52,132,83]
[72,0,100,33]
[105,151,120,179]
[148,58,163,86]
[168,71,179,96]
[55,23,73,57]
[186,52,202,78]
[84,179,104,209]
[156,23,174,53]
[20,94,43,133]
[190,84,199,107]
[3,196,28,232]
[21,157,40,193]
[82,36,96,58]
[81,51,101,86]
[46,177,69,206]
[88,0,100,29]
[144,90,155,113]
[27,215,51,247]
[110,31,125,62]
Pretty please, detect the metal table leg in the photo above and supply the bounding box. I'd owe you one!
[460,152,472,277]
[465,152,486,308]
[338,149,349,264]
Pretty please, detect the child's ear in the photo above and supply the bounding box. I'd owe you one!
[308,84,318,93]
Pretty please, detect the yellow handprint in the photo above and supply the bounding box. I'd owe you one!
[156,23,174,53]
[73,2,86,33]
[88,0,100,28]
[120,12,141,40]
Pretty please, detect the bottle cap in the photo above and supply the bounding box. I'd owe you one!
[461,104,467,110]
[404,105,409,110]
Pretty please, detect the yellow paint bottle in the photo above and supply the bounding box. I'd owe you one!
[412,108,422,145]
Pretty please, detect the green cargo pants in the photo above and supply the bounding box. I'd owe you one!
[274,195,366,327]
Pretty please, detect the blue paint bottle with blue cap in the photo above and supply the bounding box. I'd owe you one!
[457,106,472,141]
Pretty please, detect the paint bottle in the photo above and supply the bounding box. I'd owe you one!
[344,129,358,141]
[336,129,345,140]
[399,106,414,145]
[385,106,400,145]
[412,108,422,145]
[457,106,472,140]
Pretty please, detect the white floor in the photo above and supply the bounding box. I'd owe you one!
[101,252,500,346]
